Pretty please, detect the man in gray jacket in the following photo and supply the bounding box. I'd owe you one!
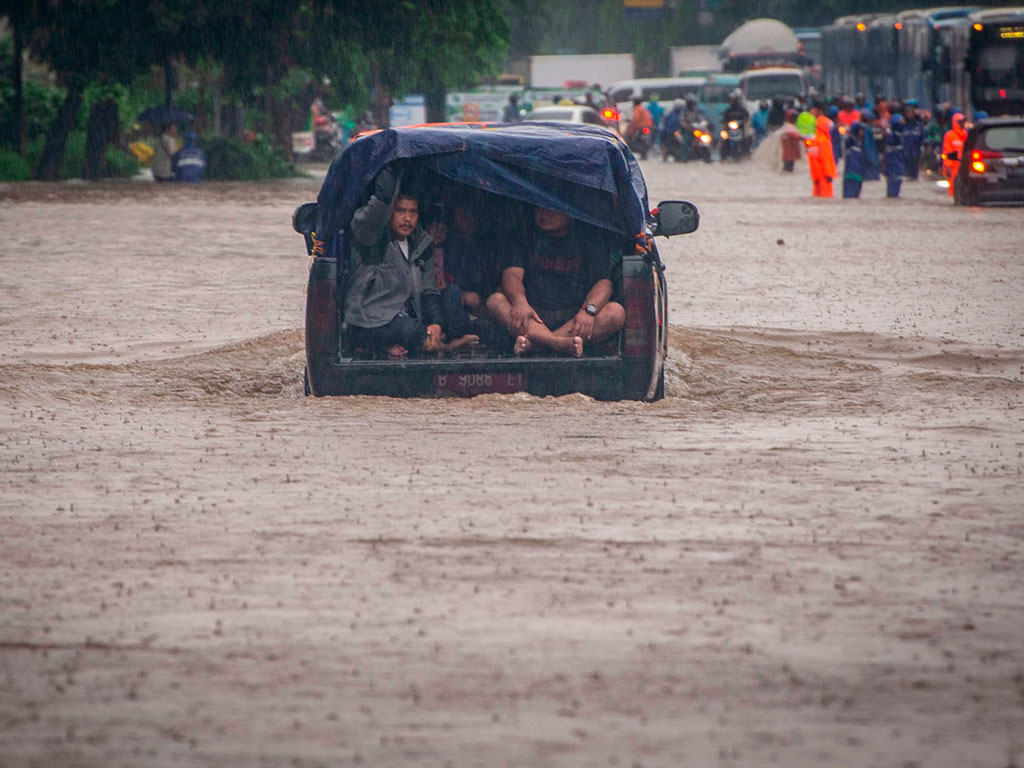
[345,165,446,358]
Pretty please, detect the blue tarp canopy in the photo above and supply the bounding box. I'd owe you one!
[315,122,651,239]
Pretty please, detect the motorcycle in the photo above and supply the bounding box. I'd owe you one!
[662,128,684,162]
[627,126,653,160]
[718,119,749,162]
[313,121,341,160]
[690,119,713,163]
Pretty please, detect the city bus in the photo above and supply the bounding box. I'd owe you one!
[963,8,1024,116]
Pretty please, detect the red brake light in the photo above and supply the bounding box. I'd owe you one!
[602,108,619,122]
[972,150,1003,160]
[642,126,650,134]
[1000,89,1007,98]
[623,277,653,357]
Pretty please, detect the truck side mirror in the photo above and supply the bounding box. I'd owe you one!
[652,200,699,236]
[292,202,319,235]
[292,202,320,256]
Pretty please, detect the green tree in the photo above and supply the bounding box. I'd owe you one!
[1,0,40,153]
[28,0,152,179]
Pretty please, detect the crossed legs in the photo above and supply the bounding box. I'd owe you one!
[486,293,625,358]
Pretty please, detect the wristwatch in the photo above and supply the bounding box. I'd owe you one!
[584,303,598,316]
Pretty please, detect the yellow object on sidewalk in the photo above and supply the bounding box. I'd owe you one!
[129,141,155,167]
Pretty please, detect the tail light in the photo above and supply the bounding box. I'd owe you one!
[727,120,739,130]
[720,129,729,140]
[970,149,1002,174]
[602,108,619,122]
[642,126,650,135]
[623,274,653,357]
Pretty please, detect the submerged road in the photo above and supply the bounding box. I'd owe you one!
[1,157,1022,767]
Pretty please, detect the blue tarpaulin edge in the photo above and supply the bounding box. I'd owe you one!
[315,122,651,240]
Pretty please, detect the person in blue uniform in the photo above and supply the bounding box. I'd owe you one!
[884,114,906,198]
[173,131,206,182]
[860,109,881,182]
[842,122,865,199]
[900,100,925,181]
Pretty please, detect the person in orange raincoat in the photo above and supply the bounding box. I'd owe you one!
[942,112,967,196]
[807,111,838,197]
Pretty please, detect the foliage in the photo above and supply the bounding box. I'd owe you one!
[101,144,139,178]
[202,135,296,181]
[0,145,33,180]
[57,129,85,177]
[4,0,512,178]
[0,130,137,180]
[0,80,65,145]
[28,0,155,90]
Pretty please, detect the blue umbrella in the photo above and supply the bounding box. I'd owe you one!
[137,105,194,125]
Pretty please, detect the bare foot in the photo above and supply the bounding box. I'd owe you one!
[386,345,408,360]
[446,334,480,352]
[514,335,532,356]
[571,335,584,358]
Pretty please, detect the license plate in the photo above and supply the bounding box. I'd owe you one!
[434,372,527,397]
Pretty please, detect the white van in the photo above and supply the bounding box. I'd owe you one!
[739,67,807,113]
[607,77,705,132]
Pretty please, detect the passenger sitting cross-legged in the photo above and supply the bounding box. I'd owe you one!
[344,164,448,359]
[486,207,625,358]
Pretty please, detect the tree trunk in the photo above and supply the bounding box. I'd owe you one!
[424,80,447,124]
[369,59,391,129]
[35,83,84,181]
[212,82,223,137]
[164,61,178,107]
[196,76,207,134]
[271,98,294,163]
[11,17,25,153]
[83,98,119,180]
[263,31,294,163]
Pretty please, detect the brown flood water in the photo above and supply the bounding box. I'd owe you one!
[1,161,1022,767]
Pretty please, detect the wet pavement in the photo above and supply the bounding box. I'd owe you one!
[1,157,1022,767]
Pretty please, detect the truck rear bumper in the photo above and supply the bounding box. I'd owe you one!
[307,354,633,399]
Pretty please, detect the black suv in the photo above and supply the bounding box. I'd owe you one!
[954,117,1024,206]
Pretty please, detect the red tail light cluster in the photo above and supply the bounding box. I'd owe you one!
[602,108,620,123]
[622,277,652,357]
[970,149,1002,174]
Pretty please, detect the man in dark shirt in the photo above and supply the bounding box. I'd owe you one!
[486,207,625,357]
